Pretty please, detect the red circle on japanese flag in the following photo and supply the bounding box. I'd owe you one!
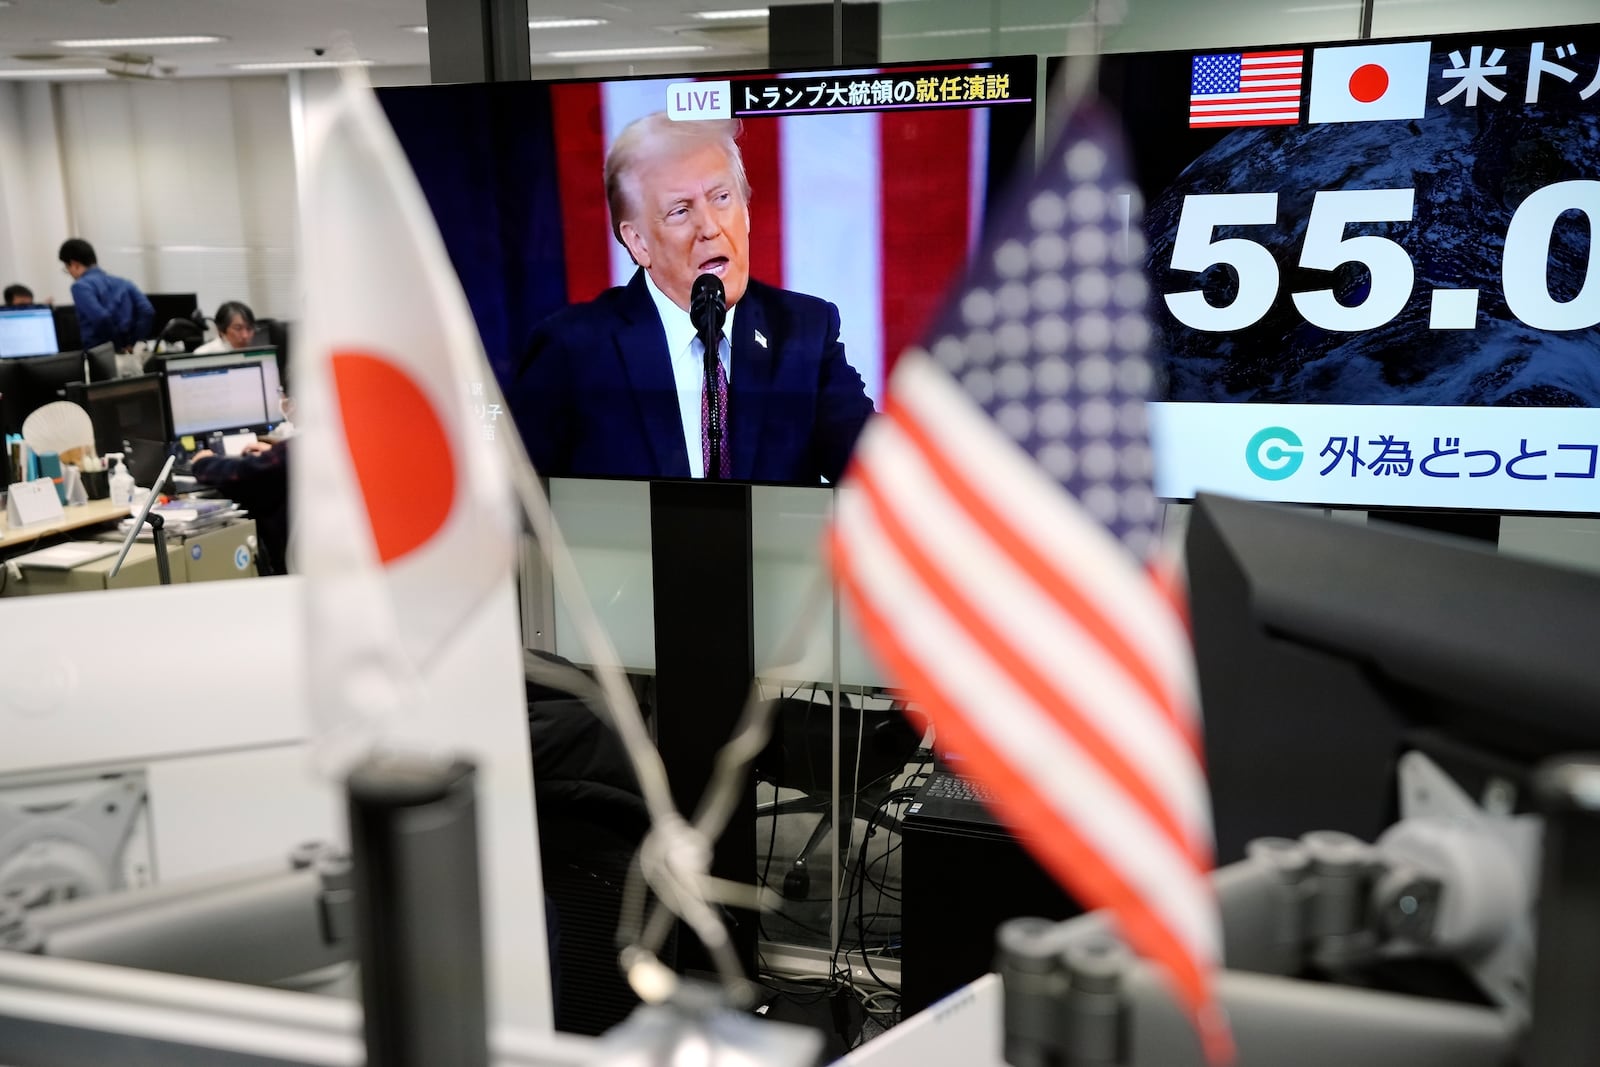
[331,350,454,564]
[1349,63,1389,103]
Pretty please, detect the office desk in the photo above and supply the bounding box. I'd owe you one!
[0,540,186,597]
[0,499,129,553]
[94,517,260,582]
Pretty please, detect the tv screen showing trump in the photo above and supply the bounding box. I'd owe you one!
[378,57,1037,485]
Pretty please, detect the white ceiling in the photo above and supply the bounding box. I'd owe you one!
[0,0,821,79]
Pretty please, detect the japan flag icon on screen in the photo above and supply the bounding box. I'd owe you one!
[1309,41,1431,123]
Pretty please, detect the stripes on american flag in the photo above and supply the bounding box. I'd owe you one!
[1189,49,1304,128]
[547,74,992,408]
[831,105,1232,1061]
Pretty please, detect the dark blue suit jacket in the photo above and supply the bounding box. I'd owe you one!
[511,271,875,483]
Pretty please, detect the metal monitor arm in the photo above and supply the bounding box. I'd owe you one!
[996,751,1600,1067]
[0,842,352,989]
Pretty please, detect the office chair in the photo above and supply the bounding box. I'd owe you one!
[154,310,206,352]
[755,691,921,901]
[255,318,291,390]
[522,651,676,1036]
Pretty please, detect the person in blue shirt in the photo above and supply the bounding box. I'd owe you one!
[57,238,155,352]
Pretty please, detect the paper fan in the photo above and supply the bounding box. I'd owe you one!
[22,401,95,457]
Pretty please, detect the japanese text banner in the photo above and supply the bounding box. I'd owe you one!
[1151,402,1600,513]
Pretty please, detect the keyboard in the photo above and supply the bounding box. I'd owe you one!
[923,771,996,805]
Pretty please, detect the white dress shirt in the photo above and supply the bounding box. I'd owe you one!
[643,269,736,479]
[192,336,232,354]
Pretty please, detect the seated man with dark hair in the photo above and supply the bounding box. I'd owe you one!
[57,237,155,352]
[4,283,35,307]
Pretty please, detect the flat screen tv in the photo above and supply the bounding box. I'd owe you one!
[379,56,1037,485]
[1088,22,1600,515]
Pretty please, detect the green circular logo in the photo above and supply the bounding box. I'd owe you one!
[1246,427,1303,481]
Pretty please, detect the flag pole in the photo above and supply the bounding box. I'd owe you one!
[346,754,490,1067]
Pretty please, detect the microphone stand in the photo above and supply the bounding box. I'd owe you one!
[108,454,176,585]
[691,273,728,481]
[701,321,725,480]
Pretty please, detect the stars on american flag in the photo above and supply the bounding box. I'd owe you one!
[922,132,1160,556]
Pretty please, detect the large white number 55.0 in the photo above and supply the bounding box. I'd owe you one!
[1503,179,1600,331]
[1292,188,1415,331]
[1164,193,1280,332]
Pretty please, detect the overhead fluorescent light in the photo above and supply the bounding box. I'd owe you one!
[546,45,710,59]
[231,59,377,71]
[0,68,110,78]
[528,18,609,29]
[412,18,609,33]
[54,35,227,47]
[881,27,988,39]
[691,7,769,18]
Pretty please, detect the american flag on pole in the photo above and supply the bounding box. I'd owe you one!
[1189,50,1304,128]
[830,104,1232,1060]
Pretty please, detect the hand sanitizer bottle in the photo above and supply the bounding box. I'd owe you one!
[107,453,134,507]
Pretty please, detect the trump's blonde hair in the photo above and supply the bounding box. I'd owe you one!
[604,112,750,248]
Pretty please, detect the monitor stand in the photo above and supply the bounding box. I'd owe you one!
[649,480,758,975]
[1369,509,1500,547]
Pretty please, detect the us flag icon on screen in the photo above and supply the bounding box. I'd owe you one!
[1309,41,1432,123]
[1189,50,1304,127]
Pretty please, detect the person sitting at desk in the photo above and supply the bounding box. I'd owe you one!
[190,438,290,576]
[57,238,154,353]
[194,301,258,354]
[4,283,41,307]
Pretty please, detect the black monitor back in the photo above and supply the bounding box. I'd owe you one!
[64,374,169,455]
[148,292,200,334]
[0,359,18,437]
[52,305,80,352]
[1187,493,1600,863]
[0,350,85,434]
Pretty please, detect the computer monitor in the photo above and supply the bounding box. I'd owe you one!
[64,374,169,455]
[376,55,1038,485]
[163,357,272,438]
[1186,492,1600,863]
[164,346,282,417]
[0,306,60,358]
[147,292,200,333]
[0,350,86,432]
[1090,21,1600,515]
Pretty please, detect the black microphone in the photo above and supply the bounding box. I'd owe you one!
[690,272,726,337]
[690,273,727,479]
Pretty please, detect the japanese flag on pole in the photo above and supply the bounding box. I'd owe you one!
[293,69,519,769]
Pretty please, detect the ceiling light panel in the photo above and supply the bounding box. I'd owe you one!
[692,8,770,18]
[545,45,710,59]
[0,68,110,78]
[54,35,227,47]
[527,18,609,29]
[231,59,377,71]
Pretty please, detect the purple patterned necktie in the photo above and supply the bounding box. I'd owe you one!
[701,336,730,479]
